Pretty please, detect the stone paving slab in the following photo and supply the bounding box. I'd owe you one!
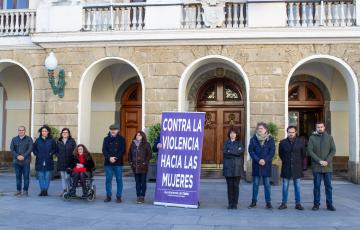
[0,173,360,230]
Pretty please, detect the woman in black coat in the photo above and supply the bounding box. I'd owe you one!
[223,127,245,209]
[56,128,76,196]
[128,131,152,204]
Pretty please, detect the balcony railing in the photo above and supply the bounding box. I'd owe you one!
[286,0,356,27]
[83,3,146,31]
[0,9,36,36]
[82,1,248,31]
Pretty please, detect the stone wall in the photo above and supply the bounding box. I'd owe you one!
[1,43,360,182]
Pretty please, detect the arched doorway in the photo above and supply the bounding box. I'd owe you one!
[196,78,245,165]
[285,55,360,182]
[288,81,324,139]
[0,60,33,151]
[78,57,145,154]
[120,82,142,163]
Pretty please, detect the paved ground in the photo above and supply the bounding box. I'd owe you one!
[0,173,360,230]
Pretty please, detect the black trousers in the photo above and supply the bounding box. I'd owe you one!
[71,172,89,195]
[134,173,147,197]
[226,176,241,207]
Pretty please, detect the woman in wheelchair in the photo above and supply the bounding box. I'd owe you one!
[69,144,94,197]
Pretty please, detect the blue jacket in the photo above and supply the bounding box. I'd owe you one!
[10,135,33,165]
[33,136,57,171]
[248,135,275,177]
[102,132,125,166]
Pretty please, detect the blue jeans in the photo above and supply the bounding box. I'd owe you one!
[105,165,123,197]
[134,173,147,197]
[14,163,30,192]
[37,170,51,191]
[252,176,271,203]
[282,178,301,204]
[313,172,333,206]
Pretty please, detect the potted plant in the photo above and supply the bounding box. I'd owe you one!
[49,126,60,179]
[267,122,281,186]
[147,123,161,182]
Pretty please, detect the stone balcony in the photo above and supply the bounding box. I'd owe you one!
[0,0,359,48]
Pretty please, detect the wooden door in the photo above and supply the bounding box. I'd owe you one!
[120,83,142,164]
[196,78,245,166]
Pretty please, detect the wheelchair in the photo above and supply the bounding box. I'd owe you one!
[62,168,96,202]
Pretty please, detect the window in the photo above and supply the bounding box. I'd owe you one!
[224,84,241,100]
[289,87,299,100]
[201,84,216,101]
[1,0,28,9]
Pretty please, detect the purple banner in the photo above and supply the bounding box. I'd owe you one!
[154,112,205,208]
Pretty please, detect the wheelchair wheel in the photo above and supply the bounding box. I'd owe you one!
[63,192,71,201]
[87,191,95,201]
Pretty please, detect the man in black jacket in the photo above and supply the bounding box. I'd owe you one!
[278,126,306,210]
[102,124,125,203]
[10,126,33,197]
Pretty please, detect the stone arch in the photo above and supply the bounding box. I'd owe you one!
[285,54,359,182]
[78,57,145,150]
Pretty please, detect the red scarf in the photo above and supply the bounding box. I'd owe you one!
[72,154,86,173]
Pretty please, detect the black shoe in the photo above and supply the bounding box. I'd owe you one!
[38,190,44,196]
[116,196,122,203]
[312,204,320,211]
[278,203,287,210]
[104,196,111,202]
[227,205,232,209]
[327,205,336,211]
[232,205,238,210]
[43,190,48,196]
[266,202,273,209]
[248,201,257,209]
[295,204,304,210]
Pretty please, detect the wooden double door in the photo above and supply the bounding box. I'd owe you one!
[120,83,142,163]
[196,78,245,166]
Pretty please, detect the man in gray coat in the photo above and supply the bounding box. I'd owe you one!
[10,126,33,196]
[307,122,336,211]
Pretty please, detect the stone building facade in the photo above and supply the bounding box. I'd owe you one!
[1,0,360,183]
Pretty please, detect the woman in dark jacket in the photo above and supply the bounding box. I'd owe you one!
[128,131,152,204]
[223,127,245,209]
[69,144,94,197]
[33,125,56,196]
[248,122,275,209]
[56,128,76,196]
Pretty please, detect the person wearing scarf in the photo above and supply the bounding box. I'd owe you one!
[128,131,152,204]
[248,122,275,209]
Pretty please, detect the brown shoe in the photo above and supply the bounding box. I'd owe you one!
[140,197,145,203]
[278,203,287,210]
[116,196,122,203]
[14,191,22,196]
[136,197,142,204]
[104,196,111,202]
[22,191,29,197]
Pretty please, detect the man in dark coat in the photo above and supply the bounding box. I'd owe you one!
[102,124,125,203]
[10,126,33,197]
[278,126,306,210]
[308,122,336,211]
[248,122,275,209]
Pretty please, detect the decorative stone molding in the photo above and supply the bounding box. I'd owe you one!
[201,0,226,28]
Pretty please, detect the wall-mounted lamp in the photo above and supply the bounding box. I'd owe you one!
[45,52,66,98]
